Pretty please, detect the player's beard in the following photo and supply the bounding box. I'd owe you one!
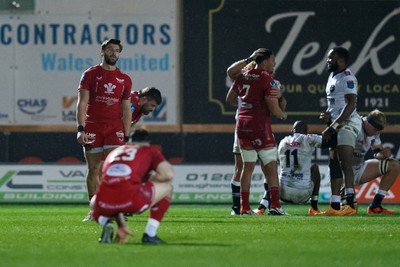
[326,62,338,73]
[104,55,118,66]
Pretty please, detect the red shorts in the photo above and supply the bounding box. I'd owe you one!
[91,182,155,221]
[84,121,125,150]
[237,117,276,150]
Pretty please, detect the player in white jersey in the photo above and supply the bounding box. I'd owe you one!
[349,109,399,214]
[278,121,329,215]
[320,47,362,216]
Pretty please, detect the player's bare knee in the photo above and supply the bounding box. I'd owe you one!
[388,159,400,174]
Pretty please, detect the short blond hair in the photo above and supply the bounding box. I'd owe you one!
[368,109,387,128]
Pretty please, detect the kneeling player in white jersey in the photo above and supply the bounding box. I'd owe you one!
[278,121,330,215]
[347,109,399,214]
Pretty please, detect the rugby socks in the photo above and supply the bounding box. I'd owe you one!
[310,195,319,210]
[331,195,341,210]
[231,181,241,211]
[269,186,281,208]
[370,190,386,208]
[345,188,355,209]
[150,197,171,222]
[240,190,251,211]
[145,218,160,237]
[258,183,270,210]
[98,215,111,227]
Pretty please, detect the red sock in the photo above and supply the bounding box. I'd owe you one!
[150,197,171,222]
[240,190,250,211]
[269,186,281,208]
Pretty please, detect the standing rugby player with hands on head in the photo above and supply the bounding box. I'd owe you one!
[226,48,285,215]
[226,49,287,216]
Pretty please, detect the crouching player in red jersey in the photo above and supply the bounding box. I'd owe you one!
[90,129,174,244]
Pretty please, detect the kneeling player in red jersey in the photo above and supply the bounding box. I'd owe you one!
[91,129,173,244]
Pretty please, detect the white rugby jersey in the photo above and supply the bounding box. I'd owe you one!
[278,133,322,188]
[353,117,381,166]
[326,68,359,123]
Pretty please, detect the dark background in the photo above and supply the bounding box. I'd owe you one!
[1,0,399,163]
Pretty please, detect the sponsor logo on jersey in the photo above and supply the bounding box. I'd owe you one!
[346,80,355,89]
[96,76,102,81]
[286,141,301,147]
[330,85,335,92]
[106,163,132,177]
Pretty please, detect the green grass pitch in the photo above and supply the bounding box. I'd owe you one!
[0,204,399,267]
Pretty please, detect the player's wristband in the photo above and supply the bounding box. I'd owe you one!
[124,135,130,142]
[245,56,253,64]
[330,122,340,131]
[77,125,84,132]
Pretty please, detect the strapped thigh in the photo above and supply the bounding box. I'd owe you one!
[379,159,390,175]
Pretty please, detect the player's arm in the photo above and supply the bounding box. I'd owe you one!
[372,143,391,160]
[149,161,174,182]
[278,95,287,111]
[332,94,357,125]
[122,99,132,140]
[76,89,89,144]
[322,93,356,141]
[226,48,266,80]
[226,84,239,107]
[265,96,287,120]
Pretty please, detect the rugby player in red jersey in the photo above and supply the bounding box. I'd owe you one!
[226,49,288,216]
[91,129,173,244]
[76,39,132,221]
[130,87,162,124]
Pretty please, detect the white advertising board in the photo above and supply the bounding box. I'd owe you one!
[0,164,332,204]
[0,2,178,125]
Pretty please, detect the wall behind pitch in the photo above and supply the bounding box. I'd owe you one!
[0,0,179,125]
[183,0,400,124]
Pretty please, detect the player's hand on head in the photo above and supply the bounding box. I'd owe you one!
[250,48,267,61]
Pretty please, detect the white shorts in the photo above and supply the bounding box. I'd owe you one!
[232,131,240,154]
[279,182,313,204]
[337,118,361,148]
[352,164,366,186]
[240,147,277,165]
[353,159,390,185]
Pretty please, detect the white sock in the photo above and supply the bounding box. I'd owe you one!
[345,188,355,195]
[98,216,111,227]
[331,195,341,203]
[377,189,387,197]
[145,218,160,237]
[260,199,269,208]
[231,180,240,187]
